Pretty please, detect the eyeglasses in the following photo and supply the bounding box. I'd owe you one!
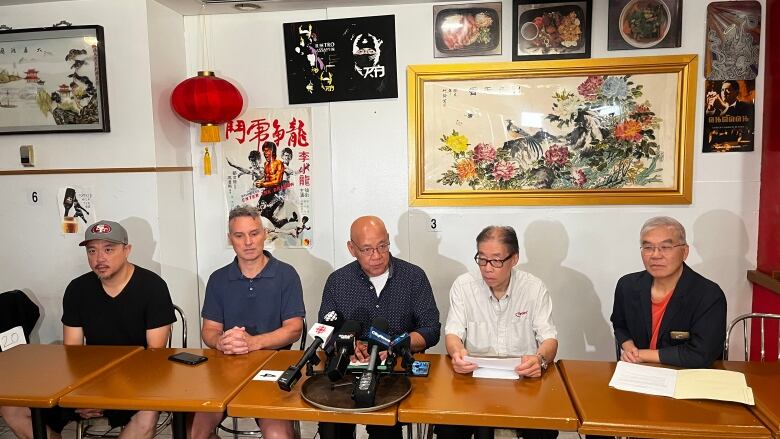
[640,244,687,255]
[474,253,513,268]
[352,241,391,256]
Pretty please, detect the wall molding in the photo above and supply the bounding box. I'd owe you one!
[0,166,193,176]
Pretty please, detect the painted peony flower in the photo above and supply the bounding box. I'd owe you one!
[492,160,517,182]
[572,168,587,187]
[456,159,478,182]
[544,144,571,166]
[445,133,469,154]
[602,77,629,100]
[615,120,644,142]
[577,76,603,101]
[472,142,497,163]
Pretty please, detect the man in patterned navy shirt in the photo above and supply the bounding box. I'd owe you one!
[318,215,440,439]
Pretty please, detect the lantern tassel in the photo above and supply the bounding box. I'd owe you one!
[201,124,221,143]
[203,146,212,176]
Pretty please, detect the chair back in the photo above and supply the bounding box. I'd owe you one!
[0,290,40,351]
[169,304,188,348]
[724,312,780,361]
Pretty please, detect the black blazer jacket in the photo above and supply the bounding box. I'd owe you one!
[610,264,727,368]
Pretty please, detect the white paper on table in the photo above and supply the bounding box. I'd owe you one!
[253,370,283,381]
[608,361,677,397]
[473,367,520,380]
[463,355,522,371]
[608,361,754,405]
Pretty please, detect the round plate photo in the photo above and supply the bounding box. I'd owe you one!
[619,0,671,48]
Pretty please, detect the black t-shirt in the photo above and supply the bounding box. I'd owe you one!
[61,265,176,347]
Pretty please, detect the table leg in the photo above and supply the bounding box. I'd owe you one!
[30,408,47,439]
[172,412,187,439]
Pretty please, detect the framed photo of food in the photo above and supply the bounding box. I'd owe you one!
[433,2,502,58]
[608,0,682,50]
[512,0,592,61]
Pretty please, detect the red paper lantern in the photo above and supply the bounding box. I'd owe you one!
[171,71,243,143]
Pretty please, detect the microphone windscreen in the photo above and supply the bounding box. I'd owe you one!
[321,310,344,330]
[370,316,389,333]
[340,320,362,335]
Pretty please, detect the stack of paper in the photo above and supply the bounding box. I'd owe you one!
[463,356,522,380]
[608,361,754,405]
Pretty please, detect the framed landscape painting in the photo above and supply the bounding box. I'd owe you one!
[407,55,697,206]
[0,25,109,134]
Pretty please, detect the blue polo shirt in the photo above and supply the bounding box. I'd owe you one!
[202,251,305,337]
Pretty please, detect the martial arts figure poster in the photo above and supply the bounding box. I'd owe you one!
[283,15,398,104]
[223,108,313,248]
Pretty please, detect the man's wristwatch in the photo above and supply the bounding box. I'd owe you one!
[536,353,548,371]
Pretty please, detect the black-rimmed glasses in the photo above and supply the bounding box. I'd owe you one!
[474,253,513,268]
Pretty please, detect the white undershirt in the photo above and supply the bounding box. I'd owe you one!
[370,270,390,297]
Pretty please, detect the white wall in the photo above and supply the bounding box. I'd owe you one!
[0,0,762,359]
[188,0,764,359]
[0,0,199,346]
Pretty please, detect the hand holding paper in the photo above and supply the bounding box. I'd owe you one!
[464,355,522,380]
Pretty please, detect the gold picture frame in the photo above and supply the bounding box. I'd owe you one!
[407,55,697,206]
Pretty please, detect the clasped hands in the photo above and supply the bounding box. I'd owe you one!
[450,349,543,378]
[216,326,251,355]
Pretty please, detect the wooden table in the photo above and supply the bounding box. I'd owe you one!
[59,348,274,439]
[559,359,771,438]
[228,350,398,425]
[397,354,579,435]
[0,344,141,439]
[721,361,780,438]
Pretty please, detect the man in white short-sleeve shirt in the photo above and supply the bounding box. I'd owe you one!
[439,225,558,439]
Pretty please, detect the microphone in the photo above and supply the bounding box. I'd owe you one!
[320,310,344,357]
[325,320,362,382]
[389,332,415,370]
[277,311,342,391]
[353,317,389,407]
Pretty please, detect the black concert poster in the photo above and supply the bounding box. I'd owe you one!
[283,15,398,104]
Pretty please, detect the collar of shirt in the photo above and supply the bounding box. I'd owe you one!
[351,255,396,281]
[482,270,515,301]
[227,251,279,281]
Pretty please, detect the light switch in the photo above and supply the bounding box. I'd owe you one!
[20,145,34,167]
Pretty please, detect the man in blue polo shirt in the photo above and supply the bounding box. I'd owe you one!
[187,205,305,439]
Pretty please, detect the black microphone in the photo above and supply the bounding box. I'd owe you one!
[389,332,415,370]
[277,311,342,391]
[353,317,389,407]
[325,320,362,382]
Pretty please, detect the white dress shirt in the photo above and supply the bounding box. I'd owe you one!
[445,267,557,357]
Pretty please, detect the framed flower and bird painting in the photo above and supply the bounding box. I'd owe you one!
[407,55,697,206]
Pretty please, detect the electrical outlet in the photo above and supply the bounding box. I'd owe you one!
[20,145,34,167]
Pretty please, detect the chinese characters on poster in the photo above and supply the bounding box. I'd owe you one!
[222,108,313,248]
[283,15,398,104]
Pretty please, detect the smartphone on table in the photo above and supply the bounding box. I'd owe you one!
[168,352,208,365]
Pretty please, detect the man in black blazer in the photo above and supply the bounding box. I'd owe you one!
[611,216,727,368]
